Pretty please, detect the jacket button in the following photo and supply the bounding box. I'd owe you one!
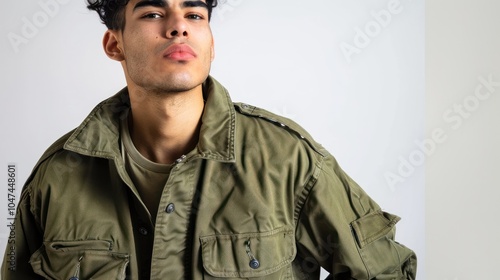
[249,259,260,269]
[165,203,175,214]
[138,227,148,236]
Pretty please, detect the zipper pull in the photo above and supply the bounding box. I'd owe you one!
[175,155,187,164]
[245,239,260,269]
[69,255,83,280]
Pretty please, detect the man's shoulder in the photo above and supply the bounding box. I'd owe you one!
[233,102,326,157]
[24,89,128,188]
[36,130,76,167]
[21,129,76,189]
[35,91,126,165]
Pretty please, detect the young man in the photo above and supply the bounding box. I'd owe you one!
[2,0,417,279]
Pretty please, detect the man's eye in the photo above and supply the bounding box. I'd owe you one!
[187,14,203,20]
[142,13,162,19]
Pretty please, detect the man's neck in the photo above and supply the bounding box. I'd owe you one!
[127,85,205,164]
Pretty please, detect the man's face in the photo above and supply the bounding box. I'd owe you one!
[113,0,214,94]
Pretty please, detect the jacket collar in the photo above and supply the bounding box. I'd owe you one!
[64,76,236,163]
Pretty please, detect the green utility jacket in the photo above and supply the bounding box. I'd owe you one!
[2,77,416,279]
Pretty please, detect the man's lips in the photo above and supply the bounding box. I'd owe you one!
[163,44,197,60]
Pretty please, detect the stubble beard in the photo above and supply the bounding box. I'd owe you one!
[127,57,211,96]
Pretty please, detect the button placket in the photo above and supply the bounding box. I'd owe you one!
[151,158,199,266]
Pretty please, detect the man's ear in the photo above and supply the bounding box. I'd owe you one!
[103,30,125,61]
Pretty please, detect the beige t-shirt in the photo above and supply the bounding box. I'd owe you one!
[121,114,172,223]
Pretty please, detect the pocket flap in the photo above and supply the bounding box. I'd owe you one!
[200,227,296,278]
[351,211,400,248]
[30,240,129,280]
[350,211,416,277]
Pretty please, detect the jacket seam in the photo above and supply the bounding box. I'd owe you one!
[223,88,236,160]
[26,184,43,234]
[293,155,324,227]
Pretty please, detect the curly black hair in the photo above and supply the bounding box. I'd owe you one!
[87,0,218,30]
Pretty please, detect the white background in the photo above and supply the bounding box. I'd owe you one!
[426,0,500,279]
[2,0,495,279]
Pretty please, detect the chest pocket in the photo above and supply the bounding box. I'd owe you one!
[29,240,129,280]
[200,227,296,279]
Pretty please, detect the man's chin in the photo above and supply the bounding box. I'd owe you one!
[130,69,208,94]
[145,79,202,95]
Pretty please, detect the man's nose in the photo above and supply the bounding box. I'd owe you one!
[166,14,188,38]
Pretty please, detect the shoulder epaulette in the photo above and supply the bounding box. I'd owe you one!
[234,102,325,157]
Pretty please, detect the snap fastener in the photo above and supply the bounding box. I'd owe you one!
[249,258,260,269]
[166,203,175,214]
[139,227,148,236]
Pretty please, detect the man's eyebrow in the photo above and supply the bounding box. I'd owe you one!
[133,0,207,12]
[182,0,208,10]
[133,0,167,11]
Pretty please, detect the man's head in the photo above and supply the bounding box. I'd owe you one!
[87,0,218,30]
[87,0,217,96]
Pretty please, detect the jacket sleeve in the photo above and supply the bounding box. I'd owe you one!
[295,153,417,279]
[1,187,44,279]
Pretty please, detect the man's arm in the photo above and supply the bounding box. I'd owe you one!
[295,154,417,279]
[2,187,44,279]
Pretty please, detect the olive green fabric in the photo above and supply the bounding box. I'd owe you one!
[121,112,173,223]
[2,76,416,279]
